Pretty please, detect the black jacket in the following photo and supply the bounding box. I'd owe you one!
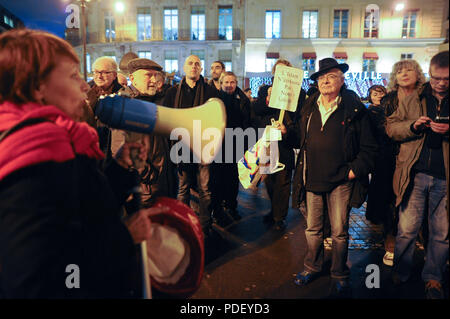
[291,88,379,208]
[0,157,140,298]
[252,85,297,171]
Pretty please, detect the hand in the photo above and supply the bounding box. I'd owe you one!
[348,169,356,181]
[273,120,287,135]
[413,116,432,131]
[124,206,170,244]
[115,135,149,169]
[429,121,449,135]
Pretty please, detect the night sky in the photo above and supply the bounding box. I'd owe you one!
[0,0,70,38]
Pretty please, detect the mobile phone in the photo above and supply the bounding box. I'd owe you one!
[434,116,449,124]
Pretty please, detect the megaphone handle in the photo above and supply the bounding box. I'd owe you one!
[141,240,152,299]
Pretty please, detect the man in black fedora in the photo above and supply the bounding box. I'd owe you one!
[290,58,378,296]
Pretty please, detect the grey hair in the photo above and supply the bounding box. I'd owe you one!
[93,56,118,72]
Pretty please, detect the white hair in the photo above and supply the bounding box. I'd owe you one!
[93,56,118,72]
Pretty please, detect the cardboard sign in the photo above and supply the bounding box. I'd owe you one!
[268,65,303,112]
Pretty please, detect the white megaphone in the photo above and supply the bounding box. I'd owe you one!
[96,95,226,164]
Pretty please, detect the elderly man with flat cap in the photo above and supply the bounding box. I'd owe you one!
[114,58,177,207]
[289,58,378,296]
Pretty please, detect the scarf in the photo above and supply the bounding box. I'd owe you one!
[0,101,104,180]
[174,75,205,109]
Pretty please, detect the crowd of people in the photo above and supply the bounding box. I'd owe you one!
[0,28,448,299]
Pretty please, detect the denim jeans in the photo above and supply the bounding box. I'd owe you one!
[394,172,448,284]
[304,182,353,279]
[177,163,212,233]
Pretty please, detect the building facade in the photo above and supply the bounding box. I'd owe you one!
[67,0,448,96]
[0,4,25,33]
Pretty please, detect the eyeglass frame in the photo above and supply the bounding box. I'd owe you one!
[317,72,342,82]
[430,75,449,83]
[93,70,116,77]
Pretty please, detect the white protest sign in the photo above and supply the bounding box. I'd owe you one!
[268,65,303,113]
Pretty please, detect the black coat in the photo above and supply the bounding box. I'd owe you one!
[0,157,140,298]
[252,85,297,171]
[291,88,379,209]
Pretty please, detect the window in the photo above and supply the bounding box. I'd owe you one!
[138,51,152,59]
[164,50,178,73]
[402,10,417,38]
[265,58,277,72]
[333,9,349,38]
[191,6,205,40]
[401,53,414,60]
[363,59,376,72]
[218,6,233,40]
[137,8,151,41]
[105,11,116,42]
[265,10,281,39]
[364,5,379,38]
[191,50,205,76]
[4,15,14,27]
[164,8,178,40]
[103,51,116,61]
[302,10,318,38]
[219,49,233,71]
[302,59,316,73]
[86,53,91,74]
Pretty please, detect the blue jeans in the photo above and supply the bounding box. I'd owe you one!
[304,182,353,279]
[394,172,448,283]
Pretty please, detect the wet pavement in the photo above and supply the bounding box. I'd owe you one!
[190,183,448,300]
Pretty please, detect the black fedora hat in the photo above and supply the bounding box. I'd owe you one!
[310,57,349,81]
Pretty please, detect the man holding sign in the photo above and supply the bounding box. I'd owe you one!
[253,59,305,231]
[291,58,378,296]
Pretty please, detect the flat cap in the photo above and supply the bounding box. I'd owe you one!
[128,58,163,74]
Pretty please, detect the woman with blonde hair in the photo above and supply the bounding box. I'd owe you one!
[368,59,426,267]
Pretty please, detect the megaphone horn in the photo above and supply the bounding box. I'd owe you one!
[96,95,226,164]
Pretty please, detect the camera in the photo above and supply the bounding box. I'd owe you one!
[434,116,449,124]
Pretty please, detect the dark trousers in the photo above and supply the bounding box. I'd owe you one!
[212,163,239,210]
[264,168,292,222]
[177,163,212,233]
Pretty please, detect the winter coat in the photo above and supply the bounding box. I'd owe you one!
[386,83,449,208]
[291,88,379,209]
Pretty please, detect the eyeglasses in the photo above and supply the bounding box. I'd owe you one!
[93,70,115,76]
[317,73,340,82]
[430,76,449,83]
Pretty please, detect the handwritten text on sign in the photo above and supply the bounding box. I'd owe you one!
[268,65,303,112]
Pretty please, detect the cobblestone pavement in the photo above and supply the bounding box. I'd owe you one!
[190,183,442,299]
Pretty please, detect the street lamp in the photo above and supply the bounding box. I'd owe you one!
[395,3,405,11]
[79,0,90,81]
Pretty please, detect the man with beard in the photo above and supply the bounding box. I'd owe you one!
[208,60,225,92]
[116,58,177,206]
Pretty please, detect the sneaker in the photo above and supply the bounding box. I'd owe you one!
[425,280,445,299]
[294,270,320,287]
[324,237,332,250]
[383,251,394,266]
[330,278,352,298]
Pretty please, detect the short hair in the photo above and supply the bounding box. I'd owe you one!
[212,60,225,69]
[367,85,387,104]
[272,59,292,75]
[92,56,118,72]
[430,50,449,69]
[387,59,426,92]
[219,71,237,85]
[0,29,79,104]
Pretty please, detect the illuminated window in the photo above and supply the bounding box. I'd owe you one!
[363,59,376,72]
[138,51,152,59]
[86,53,91,73]
[137,8,151,41]
[402,10,418,38]
[302,59,316,73]
[191,6,205,40]
[302,10,318,38]
[265,58,277,72]
[164,8,178,40]
[165,50,178,73]
[265,10,281,39]
[103,51,117,62]
[105,11,116,42]
[364,5,379,38]
[333,9,348,38]
[219,49,233,71]
[219,6,233,40]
